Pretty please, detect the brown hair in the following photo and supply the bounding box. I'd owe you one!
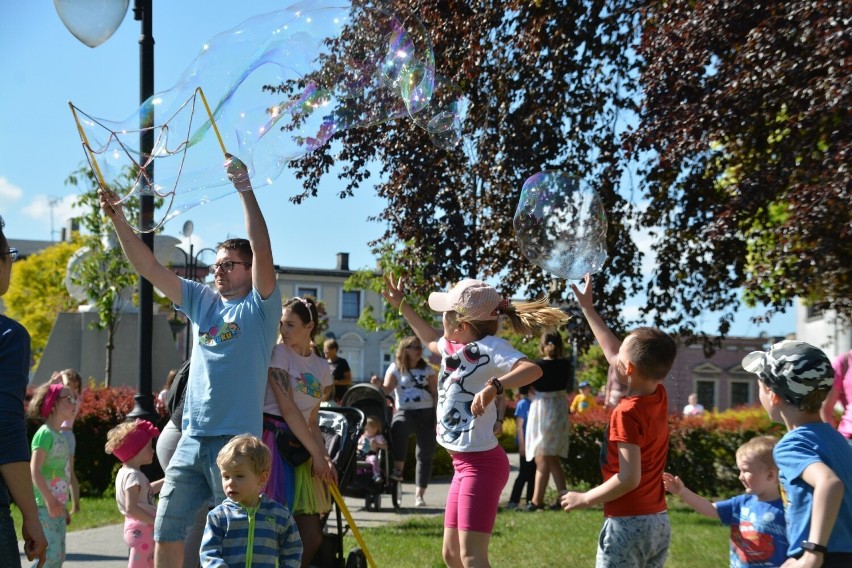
[625,327,677,380]
[282,296,320,344]
[540,332,565,359]
[216,434,271,475]
[27,382,65,422]
[736,435,778,471]
[55,368,83,394]
[451,296,569,340]
[217,238,253,263]
[395,336,428,375]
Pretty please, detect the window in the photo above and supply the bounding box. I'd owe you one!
[296,286,319,299]
[696,380,716,410]
[341,290,360,319]
[730,381,752,408]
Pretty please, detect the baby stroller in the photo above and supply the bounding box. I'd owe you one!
[340,383,402,511]
[315,406,367,568]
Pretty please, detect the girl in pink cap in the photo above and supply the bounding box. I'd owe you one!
[383,275,569,568]
[105,420,163,568]
[26,381,79,567]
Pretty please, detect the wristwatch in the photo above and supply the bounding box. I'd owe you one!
[486,377,504,395]
[801,541,827,554]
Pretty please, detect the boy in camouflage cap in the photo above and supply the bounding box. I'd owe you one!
[744,340,852,566]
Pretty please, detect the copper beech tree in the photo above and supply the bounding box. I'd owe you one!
[282,1,849,349]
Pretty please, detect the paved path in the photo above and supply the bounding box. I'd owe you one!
[21,452,524,567]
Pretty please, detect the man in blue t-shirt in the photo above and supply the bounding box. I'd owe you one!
[0,215,47,567]
[101,156,282,568]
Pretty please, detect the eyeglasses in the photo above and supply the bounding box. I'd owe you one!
[1,248,18,262]
[59,395,77,404]
[208,260,251,274]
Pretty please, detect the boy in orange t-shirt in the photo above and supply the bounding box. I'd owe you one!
[561,275,677,568]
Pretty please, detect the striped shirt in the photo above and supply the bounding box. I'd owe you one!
[200,495,302,567]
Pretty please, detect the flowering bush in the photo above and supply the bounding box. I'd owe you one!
[27,385,169,496]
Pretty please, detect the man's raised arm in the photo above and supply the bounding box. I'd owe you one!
[227,155,276,300]
[99,190,182,304]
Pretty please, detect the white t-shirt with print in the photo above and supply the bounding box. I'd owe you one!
[264,343,333,422]
[115,466,155,520]
[387,362,435,411]
[436,336,525,453]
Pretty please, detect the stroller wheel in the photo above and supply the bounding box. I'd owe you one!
[391,479,402,509]
[374,493,382,512]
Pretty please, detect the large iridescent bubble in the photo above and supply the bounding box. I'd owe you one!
[69,1,465,230]
[513,171,608,280]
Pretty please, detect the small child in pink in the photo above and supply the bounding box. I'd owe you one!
[358,416,388,483]
[105,419,163,568]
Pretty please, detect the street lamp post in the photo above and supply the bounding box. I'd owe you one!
[55,0,156,421]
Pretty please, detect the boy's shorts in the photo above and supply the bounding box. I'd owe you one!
[596,511,670,568]
[154,434,231,542]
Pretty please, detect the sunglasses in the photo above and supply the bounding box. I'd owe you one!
[1,248,18,262]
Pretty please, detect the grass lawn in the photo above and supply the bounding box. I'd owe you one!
[341,505,730,567]
[12,497,123,535]
[13,497,729,567]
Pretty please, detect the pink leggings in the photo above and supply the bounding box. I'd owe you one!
[123,517,154,568]
[445,445,509,533]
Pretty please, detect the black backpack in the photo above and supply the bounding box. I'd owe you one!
[165,357,191,428]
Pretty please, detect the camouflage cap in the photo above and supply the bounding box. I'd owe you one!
[742,340,833,406]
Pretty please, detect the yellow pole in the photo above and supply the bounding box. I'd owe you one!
[327,483,377,568]
[196,86,228,159]
[68,102,109,191]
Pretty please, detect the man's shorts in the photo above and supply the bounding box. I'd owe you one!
[154,435,231,542]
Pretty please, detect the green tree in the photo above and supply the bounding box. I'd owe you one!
[4,239,81,367]
[576,343,608,392]
[629,0,851,337]
[287,0,644,352]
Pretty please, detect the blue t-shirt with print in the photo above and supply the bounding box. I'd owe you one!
[773,422,852,557]
[178,278,281,438]
[716,493,787,567]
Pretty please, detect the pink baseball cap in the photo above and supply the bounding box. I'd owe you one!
[428,279,508,321]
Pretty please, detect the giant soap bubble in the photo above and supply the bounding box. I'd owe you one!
[69,1,465,231]
[513,171,608,280]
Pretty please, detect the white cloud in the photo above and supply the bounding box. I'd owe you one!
[0,177,24,208]
[22,195,78,234]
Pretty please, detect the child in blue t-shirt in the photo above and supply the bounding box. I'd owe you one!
[506,386,534,510]
[664,435,787,567]
[744,340,852,566]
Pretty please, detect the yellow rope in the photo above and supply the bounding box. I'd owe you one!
[196,86,228,159]
[327,482,377,568]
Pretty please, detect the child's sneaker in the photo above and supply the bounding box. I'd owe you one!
[373,475,383,484]
[414,496,426,507]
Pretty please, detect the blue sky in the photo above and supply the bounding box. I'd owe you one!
[0,1,795,338]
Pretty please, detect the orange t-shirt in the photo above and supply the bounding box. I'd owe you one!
[601,383,669,517]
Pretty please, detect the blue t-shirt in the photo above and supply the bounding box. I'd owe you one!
[0,315,31,506]
[514,398,530,442]
[716,493,787,567]
[774,422,852,556]
[177,279,281,438]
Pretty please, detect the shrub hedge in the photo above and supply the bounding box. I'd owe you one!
[31,386,783,498]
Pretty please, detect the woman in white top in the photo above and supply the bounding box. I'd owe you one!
[374,336,438,507]
[263,296,337,568]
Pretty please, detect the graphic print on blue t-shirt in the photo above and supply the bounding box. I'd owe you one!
[295,372,323,399]
[198,318,241,346]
